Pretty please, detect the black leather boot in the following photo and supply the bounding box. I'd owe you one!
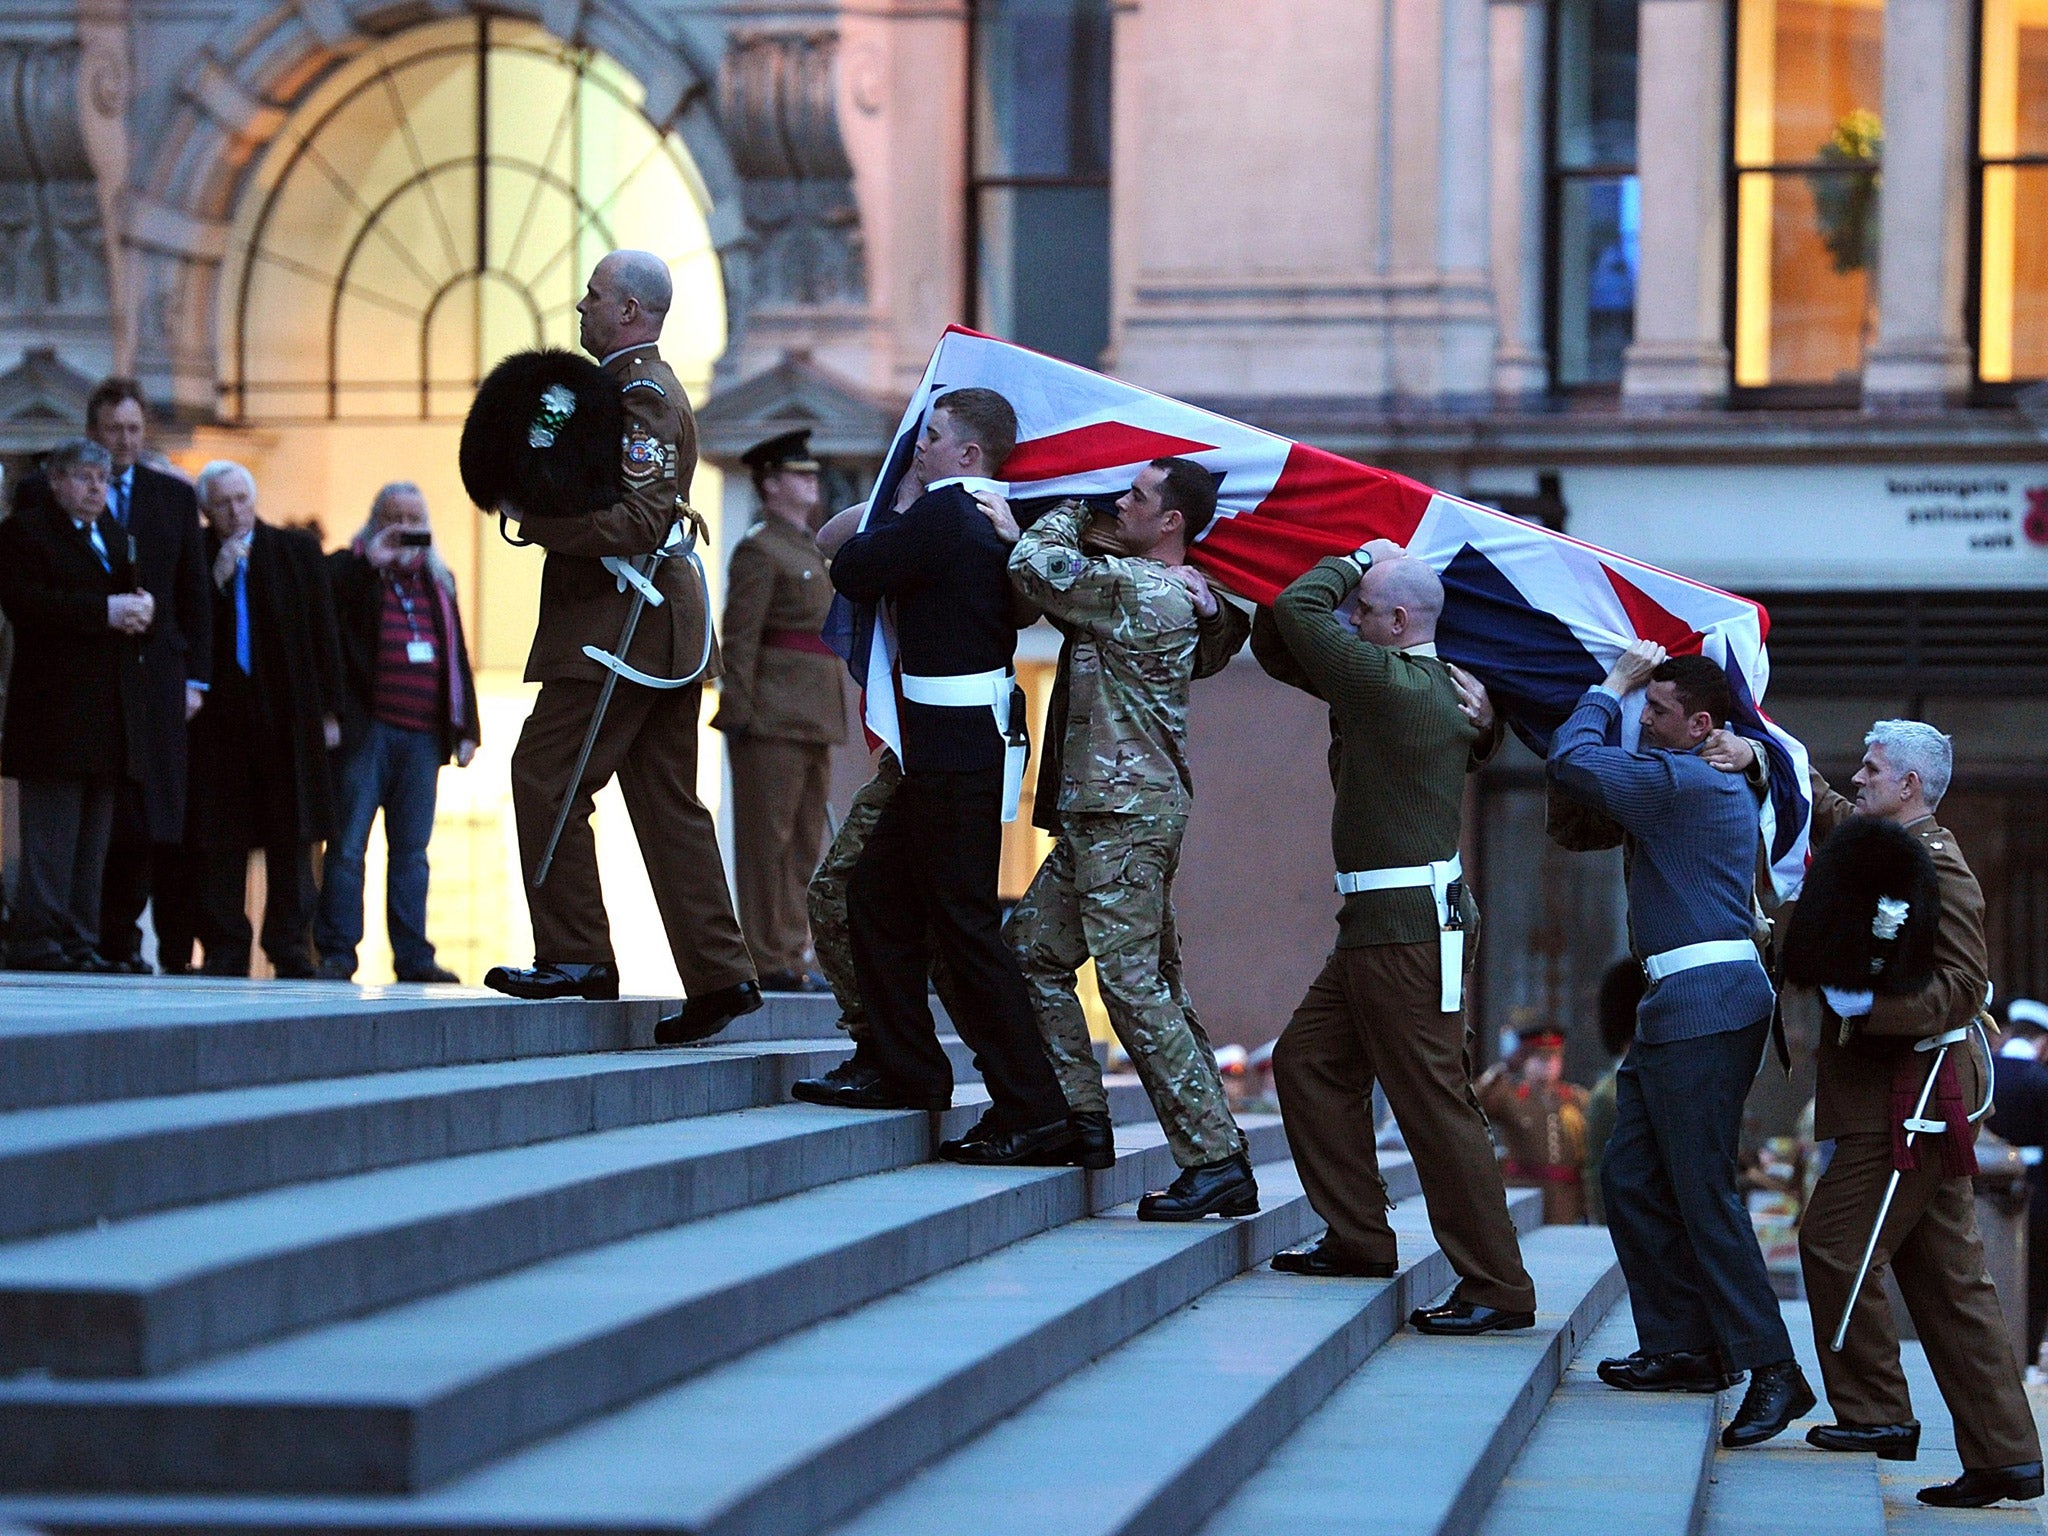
[1597,1348,1741,1394]
[1136,1153,1259,1221]
[484,960,620,1001]
[791,1043,885,1105]
[1064,1111,1115,1170]
[1720,1359,1815,1448]
[1917,1464,2045,1507]
[655,979,764,1045]
[1807,1421,1920,1461]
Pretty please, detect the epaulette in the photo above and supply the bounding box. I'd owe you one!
[622,377,667,396]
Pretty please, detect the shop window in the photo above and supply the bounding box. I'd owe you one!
[1977,0,2048,388]
[1730,0,1885,396]
[968,0,1112,367]
[1547,0,1639,390]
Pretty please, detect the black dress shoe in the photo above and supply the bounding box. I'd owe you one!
[655,979,764,1044]
[1271,1238,1397,1278]
[1720,1359,1815,1448]
[484,961,620,1001]
[1137,1153,1260,1221]
[791,1045,885,1105]
[1918,1463,2045,1507]
[1409,1295,1537,1336]
[937,1117,1077,1166]
[1064,1111,1115,1171]
[1597,1348,1741,1394]
[397,963,461,985]
[1807,1421,1920,1461]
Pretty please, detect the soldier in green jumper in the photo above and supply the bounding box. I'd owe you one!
[981,460,1256,1221]
[1262,541,1538,1334]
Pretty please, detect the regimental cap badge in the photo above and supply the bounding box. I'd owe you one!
[528,384,578,449]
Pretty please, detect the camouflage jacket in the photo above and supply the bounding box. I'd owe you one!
[1008,501,1198,818]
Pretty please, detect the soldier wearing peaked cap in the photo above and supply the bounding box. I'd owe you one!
[483,250,760,1046]
[712,429,846,993]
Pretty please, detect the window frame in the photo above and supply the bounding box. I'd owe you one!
[1967,0,2048,400]
[1542,0,1640,397]
[961,0,1113,350]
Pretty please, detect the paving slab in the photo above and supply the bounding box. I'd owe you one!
[1477,1299,1717,1536]
[0,1097,989,1376]
[829,1187,1547,1536]
[1196,1224,1626,1536]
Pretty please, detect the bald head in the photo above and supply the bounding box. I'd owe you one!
[1354,554,1444,648]
[577,250,672,358]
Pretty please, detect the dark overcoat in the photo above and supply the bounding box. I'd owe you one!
[187,521,344,849]
[326,548,482,764]
[0,498,148,783]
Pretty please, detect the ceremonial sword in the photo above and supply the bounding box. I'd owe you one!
[532,503,715,887]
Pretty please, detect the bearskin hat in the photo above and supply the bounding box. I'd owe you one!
[459,349,622,519]
[1781,817,1942,995]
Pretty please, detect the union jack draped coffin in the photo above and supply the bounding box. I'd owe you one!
[823,325,1812,899]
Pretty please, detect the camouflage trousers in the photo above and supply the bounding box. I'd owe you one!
[1007,812,1244,1168]
[806,749,962,1040]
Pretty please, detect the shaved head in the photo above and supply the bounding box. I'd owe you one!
[1353,554,1444,647]
[577,249,673,357]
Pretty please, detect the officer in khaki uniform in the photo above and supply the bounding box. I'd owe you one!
[486,250,760,1046]
[712,429,846,991]
[1476,1030,1588,1225]
[1712,720,2042,1509]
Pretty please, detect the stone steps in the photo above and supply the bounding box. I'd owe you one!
[1195,1223,1625,1536]
[829,1189,1552,1536]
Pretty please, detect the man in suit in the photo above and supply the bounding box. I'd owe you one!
[827,388,1075,1165]
[1708,720,2042,1508]
[84,379,211,973]
[712,429,845,992]
[1549,642,1812,1446]
[0,438,149,970]
[184,461,344,977]
[1258,543,1536,1336]
[485,250,761,1045]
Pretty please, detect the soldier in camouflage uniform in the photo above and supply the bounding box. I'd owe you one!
[988,460,1257,1222]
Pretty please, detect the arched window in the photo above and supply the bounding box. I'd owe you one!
[222,15,724,422]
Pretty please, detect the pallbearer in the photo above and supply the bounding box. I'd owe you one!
[713,429,846,993]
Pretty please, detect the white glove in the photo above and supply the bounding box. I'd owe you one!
[1823,987,1874,1018]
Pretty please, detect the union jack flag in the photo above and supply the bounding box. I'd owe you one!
[825,326,1812,898]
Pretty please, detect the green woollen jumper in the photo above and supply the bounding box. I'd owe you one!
[1271,556,1483,949]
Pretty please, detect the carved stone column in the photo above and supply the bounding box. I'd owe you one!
[1621,0,1731,409]
[1861,0,1974,408]
[77,0,132,372]
[1490,0,1549,398]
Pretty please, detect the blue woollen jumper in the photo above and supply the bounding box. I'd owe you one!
[1547,688,1775,1045]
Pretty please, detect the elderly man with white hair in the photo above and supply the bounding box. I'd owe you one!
[176,459,343,978]
[1709,718,2042,1509]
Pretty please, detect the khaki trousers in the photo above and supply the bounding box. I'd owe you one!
[1801,1132,2040,1470]
[729,736,830,975]
[1273,942,1536,1312]
[511,678,754,994]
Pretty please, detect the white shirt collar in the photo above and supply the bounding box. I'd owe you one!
[925,476,1006,497]
[1399,641,1439,658]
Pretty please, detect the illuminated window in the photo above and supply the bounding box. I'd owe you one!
[1977,0,2048,387]
[1548,0,1639,390]
[1730,0,1885,394]
[968,0,1112,367]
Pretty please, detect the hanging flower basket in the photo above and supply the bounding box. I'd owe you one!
[1812,108,1883,276]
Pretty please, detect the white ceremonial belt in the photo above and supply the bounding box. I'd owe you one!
[900,668,1012,711]
[1334,853,1465,1014]
[1642,939,1759,984]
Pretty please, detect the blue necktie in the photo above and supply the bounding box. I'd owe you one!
[233,559,251,673]
[112,473,131,528]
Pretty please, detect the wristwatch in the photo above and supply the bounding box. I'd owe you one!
[1349,546,1375,576]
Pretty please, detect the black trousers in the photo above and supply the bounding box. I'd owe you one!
[7,777,118,965]
[847,765,1067,1129]
[100,787,193,967]
[1603,1017,1794,1372]
[195,843,318,977]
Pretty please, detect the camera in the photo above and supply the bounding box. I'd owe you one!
[397,531,433,548]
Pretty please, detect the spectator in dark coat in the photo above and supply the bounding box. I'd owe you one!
[315,482,480,983]
[0,438,149,969]
[84,379,211,972]
[177,460,343,978]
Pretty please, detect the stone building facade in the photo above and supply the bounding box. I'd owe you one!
[0,0,2042,1062]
